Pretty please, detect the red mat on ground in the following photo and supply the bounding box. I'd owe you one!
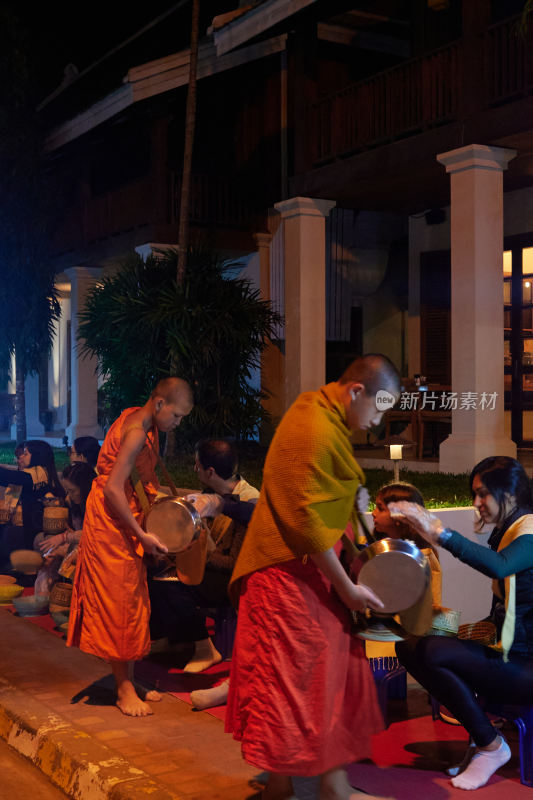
[349,714,530,799]
[136,657,230,721]
[7,597,230,720]
[6,603,532,795]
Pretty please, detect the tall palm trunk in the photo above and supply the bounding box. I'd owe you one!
[167,0,200,461]
[14,358,26,443]
[177,0,200,284]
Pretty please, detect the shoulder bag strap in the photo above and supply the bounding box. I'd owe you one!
[145,433,179,496]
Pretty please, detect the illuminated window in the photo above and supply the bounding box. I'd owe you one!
[523,247,533,275]
[503,250,512,275]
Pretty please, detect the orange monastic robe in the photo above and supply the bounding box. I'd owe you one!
[66,408,159,661]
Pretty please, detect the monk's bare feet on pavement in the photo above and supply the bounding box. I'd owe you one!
[112,659,154,716]
[116,682,154,717]
[261,773,294,799]
[144,689,163,701]
[133,682,163,702]
[320,768,392,800]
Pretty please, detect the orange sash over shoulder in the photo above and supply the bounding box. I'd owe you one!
[229,383,364,603]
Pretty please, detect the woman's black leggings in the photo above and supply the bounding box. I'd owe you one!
[396,635,533,746]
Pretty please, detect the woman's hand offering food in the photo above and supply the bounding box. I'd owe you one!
[186,493,223,518]
[387,501,444,546]
[355,486,370,514]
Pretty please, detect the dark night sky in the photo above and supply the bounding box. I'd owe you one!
[6,0,203,100]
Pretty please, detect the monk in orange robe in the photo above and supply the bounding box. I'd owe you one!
[225,355,401,800]
[67,377,193,716]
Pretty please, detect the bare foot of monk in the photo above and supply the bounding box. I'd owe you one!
[112,660,154,717]
[261,773,294,799]
[134,683,163,702]
[183,637,222,673]
[116,682,154,717]
[320,767,392,800]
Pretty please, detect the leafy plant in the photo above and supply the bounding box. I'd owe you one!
[0,6,61,441]
[78,248,281,449]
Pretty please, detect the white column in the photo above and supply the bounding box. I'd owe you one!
[135,242,177,261]
[25,373,45,437]
[65,267,104,442]
[274,197,336,408]
[437,144,517,473]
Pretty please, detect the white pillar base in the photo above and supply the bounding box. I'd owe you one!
[65,422,103,443]
[439,434,517,474]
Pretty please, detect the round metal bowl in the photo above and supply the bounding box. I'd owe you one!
[143,496,202,554]
[351,537,430,615]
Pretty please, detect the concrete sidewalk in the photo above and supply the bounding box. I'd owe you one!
[0,608,262,800]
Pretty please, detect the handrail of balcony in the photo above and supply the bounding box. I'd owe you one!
[485,13,532,105]
[170,171,252,229]
[310,39,461,164]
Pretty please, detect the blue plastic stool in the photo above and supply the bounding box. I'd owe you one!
[482,701,533,787]
[368,656,407,726]
[212,605,238,660]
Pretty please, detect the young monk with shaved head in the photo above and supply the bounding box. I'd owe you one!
[67,377,193,716]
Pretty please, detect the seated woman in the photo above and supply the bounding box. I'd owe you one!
[0,440,65,564]
[36,462,97,555]
[34,462,97,594]
[390,456,533,791]
[69,436,101,470]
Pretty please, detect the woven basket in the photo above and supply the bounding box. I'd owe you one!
[458,620,497,646]
[43,506,69,533]
[0,499,22,525]
[49,581,73,615]
[0,499,11,524]
[10,549,43,574]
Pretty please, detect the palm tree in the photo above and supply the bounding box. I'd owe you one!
[0,6,61,440]
[78,248,281,449]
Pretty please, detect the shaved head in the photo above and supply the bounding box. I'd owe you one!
[338,354,400,396]
[151,377,193,406]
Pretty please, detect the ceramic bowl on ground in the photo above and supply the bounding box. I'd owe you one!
[10,549,43,575]
[50,610,70,629]
[0,574,16,585]
[12,594,49,616]
[0,583,23,604]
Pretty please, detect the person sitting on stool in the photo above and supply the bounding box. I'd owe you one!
[149,438,259,673]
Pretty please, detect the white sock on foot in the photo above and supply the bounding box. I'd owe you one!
[446,741,477,777]
[190,678,230,709]
[451,737,511,790]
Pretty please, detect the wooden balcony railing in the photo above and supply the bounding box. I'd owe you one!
[312,41,460,164]
[169,171,252,229]
[485,14,533,105]
[52,172,252,255]
[85,176,154,244]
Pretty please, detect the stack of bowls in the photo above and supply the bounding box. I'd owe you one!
[0,576,23,605]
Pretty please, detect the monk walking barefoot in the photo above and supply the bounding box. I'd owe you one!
[224,356,400,795]
[67,378,193,716]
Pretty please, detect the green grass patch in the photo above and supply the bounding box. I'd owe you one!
[0,441,471,508]
[166,449,472,508]
[363,468,471,509]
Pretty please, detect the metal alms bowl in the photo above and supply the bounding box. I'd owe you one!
[143,496,202,554]
[351,537,430,615]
